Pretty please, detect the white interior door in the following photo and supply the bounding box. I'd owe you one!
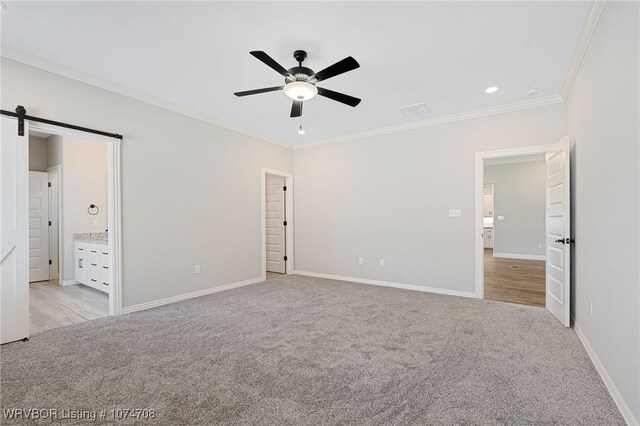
[1,117,30,343]
[545,136,571,327]
[29,171,50,282]
[48,167,60,280]
[265,175,285,273]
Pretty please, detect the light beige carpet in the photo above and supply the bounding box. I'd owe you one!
[1,274,624,425]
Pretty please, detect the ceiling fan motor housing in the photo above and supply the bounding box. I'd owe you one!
[286,67,315,83]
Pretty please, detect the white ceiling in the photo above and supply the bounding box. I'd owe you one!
[1,1,590,145]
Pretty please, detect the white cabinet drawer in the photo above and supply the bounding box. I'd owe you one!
[75,241,110,293]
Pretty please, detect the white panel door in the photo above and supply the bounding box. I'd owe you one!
[545,136,571,327]
[1,117,30,343]
[265,175,285,273]
[29,171,50,282]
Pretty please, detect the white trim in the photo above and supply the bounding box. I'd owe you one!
[121,277,263,315]
[293,270,477,299]
[28,121,123,316]
[559,1,607,99]
[4,49,566,152]
[475,144,554,300]
[574,321,639,425]
[493,253,546,261]
[261,168,294,279]
[1,48,292,150]
[60,279,79,286]
[294,96,564,150]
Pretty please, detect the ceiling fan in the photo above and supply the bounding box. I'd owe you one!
[234,50,361,118]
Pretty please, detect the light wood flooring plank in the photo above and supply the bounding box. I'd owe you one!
[29,280,108,334]
[484,249,545,307]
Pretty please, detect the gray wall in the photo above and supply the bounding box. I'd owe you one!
[566,1,640,421]
[484,161,545,257]
[2,58,293,307]
[28,135,48,171]
[53,136,108,282]
[293,104,565,292]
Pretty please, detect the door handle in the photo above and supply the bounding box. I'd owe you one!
[554,238,575,244]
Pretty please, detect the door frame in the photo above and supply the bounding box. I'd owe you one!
[28,121,123,316]
[47,164,61,281]
[474,144,553,299]
[261,168,293,280]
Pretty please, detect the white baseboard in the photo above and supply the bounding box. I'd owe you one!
[574,320,638,425]
[493,252,546,261]
[60,280,79,286]
[293,270,477,299]
[121,276,264,314]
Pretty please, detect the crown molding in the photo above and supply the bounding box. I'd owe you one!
[559,0,607,100]
[293,95,564,150]
[1,48,293,150]
[4,45,570,153]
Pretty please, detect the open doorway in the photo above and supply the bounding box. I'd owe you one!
[261,168,293,280]
[482,155,546,307]
[28,131,110,333]
[475,139,572,327]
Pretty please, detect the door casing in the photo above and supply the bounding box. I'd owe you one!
[261,168,293,280]
[475,144,554,300]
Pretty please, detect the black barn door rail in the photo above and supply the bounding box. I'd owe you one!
[1,105,122,140]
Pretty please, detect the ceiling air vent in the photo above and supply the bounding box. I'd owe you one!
[398,102,431,118]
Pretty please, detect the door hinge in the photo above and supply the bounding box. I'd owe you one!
[48,182,51,187]
[283,256,288,261]
[48,221,51,226]
[283,185,287,191]
[283,220,287,226]
[49,259,52,265]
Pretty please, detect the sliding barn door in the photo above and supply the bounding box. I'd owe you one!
[1,117,30,343]
[545,136,571,327]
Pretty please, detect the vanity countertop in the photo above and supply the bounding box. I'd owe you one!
[74,232,108,245]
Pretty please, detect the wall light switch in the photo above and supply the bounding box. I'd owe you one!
[358,258,363,265]
[497,215,505,220]
[448,209,462,218]
[195,265,201,274]
[379,259,385,267]
[93,218,99,226]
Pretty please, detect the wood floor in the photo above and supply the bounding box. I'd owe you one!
[484,249,545,307]
[29,280,108,334]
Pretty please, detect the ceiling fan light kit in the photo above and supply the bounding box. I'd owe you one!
[283,81,318,101]
[234,49,361,119]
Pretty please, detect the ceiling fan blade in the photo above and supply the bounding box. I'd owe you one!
[317,87,361,107]
[250,51,292,78]
[290,100,303,118]
[311,56,360,82]
[234,86,283,97]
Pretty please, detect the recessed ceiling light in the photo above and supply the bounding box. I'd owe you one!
[526,87,539,96]
[484,86,499,94]
[297,125,306,135]
[0,2,7,10]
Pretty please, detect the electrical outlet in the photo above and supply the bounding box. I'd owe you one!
[93,218,99,226]
[589,300,593,315]
[195,264,201,274]
[538,243,543,249]
[358,258,363,265]
[379,259,385,267]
